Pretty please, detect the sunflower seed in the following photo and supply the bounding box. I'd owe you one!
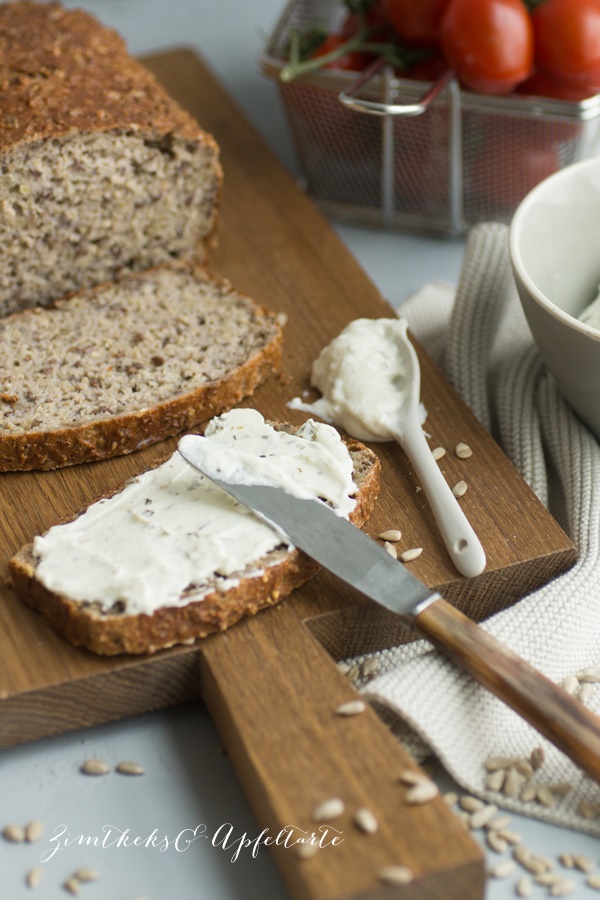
[535,856,556,872]
[457,811,471,828]
[520,857,552,876]
[550,880,576,897]
[550,783,572,797]
[497,829,522,845]
[399,770,424,786]
[516,875,533,897]
[579,801,600,819]
[73,868,100,883]
[335,700,366,717]
[444,791,458,806]
[336,661,351,675]
[576,666,600,683]
[455,442,473,459]
[452,480,468,497]
[116,761,144,776]
[295,841,318,859]
[346,664,360,683]
[405,779,439,805]
[520,783,537,803]
[2,823,25,842]
[378,529,402,542]
[587,874,600,890]
[361,657,380,679]
[562,675,580,695]
[486,814,511,831]
[485,755,520,771]
[26,867,43,888]
[572,854,595,873]
[384,541,398,559]
[503,768,526,798]
[512,760,534,779]
[312,798,344,822]
[469,804,498,830]
[81,758,110,776]
[354,808,378,835]
[489,859,517,878]
[578,683,594,704]
[377,865,414,886]
[64,879,80,896]
[559,854,575,869]
[530,747,544,770]
[536,784,556,807]
[399,547,423,563]
[514,845,533,864]
[486,831,507,853]
[24,820,44,843]
[535,872,564,887]
[485,770,506,792]
[459,795,484,812]
[432,447,446,461]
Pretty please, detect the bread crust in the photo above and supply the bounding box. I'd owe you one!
[9,440,381,655]
[0,264,283,470]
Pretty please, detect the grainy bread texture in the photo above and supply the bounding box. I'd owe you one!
[0,1,222,315]
[0,265,283,470]
[10,430,381,656]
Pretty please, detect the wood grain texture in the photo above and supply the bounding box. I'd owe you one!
[0,49,574,750]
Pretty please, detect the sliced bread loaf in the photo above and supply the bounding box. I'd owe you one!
[9,410,381,655]
[0,2,221,316]
[0,265,283,470]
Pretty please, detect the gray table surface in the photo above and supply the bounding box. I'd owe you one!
[1,2,598,898]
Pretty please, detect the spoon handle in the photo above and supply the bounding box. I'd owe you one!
[399,422,486,577]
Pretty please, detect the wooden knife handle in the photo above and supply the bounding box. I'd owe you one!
[416,598,600,783]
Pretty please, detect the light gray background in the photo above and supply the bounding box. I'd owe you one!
[1,2,598,898]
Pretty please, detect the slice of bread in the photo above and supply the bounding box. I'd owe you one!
[0,264,283,471]
[9,416,381,656]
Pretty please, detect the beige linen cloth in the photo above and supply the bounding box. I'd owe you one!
[355,221,600,833]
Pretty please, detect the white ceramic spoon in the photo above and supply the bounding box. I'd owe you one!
[386,324,486,578]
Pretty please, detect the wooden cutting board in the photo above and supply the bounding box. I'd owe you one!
[0,49,576,900]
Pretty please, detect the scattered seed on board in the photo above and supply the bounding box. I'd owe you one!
[354,808,379,835]
[361,658,380,679]
[116,761,145,776]
[26,867,43,889]
[2,823,25,842]
[535,872,564,887]
[312,798,345,822]
[399,547,423,563]
[73,868,100,883]
[530,747,544,770]
[64,879,80,896]
[576,665,600,683]
[378,529,402,542]
[404,778,438,805]
[578,683,594,704]
[587,874,600,890]
[459,795,484,812]
[516,875,533,897]
[486,832,508,854]
[562,675,580,695]
[559,854,575,869]
[346,664,360,683]
[81,758,110,776]
[536,784,556,807]
[384,541,398,559]
[469,804,498,830]
[452,480,468,498]
[432,446,446,461]
[572,854,595,873]
[550,880,576,897]
[514,845,534,865]
[336,661,351,675]
[335,700,366,717]
[497,830,522,846]
[400,770,427,786]
[489,859,517,878]
[378,866,414,886]
[455,442,473,459]
[295,841,318,860]
[485,770,506,793]
[486,814,511,831]
[444,791,458,806]
[24,820,44,843]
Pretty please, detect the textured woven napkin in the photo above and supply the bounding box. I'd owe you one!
[355,222,600,833]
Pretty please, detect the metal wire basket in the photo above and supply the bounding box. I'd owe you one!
[261,0,600,236]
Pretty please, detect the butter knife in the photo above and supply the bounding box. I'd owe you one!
[178,436,600,785]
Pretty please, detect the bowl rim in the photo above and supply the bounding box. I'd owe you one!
[509,157,600,344]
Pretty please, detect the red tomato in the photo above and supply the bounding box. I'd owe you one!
[532,0,600,95]
[516,71,596,102]
[383,0,452,46]
[440,0,534,95]
[311,34,374,71]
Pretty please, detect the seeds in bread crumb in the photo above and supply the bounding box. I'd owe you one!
[489,859,516,878]
[26,867,43,888]
[81,758,110,776]
[452,480,468,497]
[432,446,446,461]
[335,700,366,717]
[516,875,532,897]
[116,761,144,776]
[455,442,473,459]
[383,541,398,559]
[530,747,544,770]
[399,547,423,563]
[378,529,401,542]
[24,820,44,843]
[377,865,414,886]
[312,798,344,822]
[353,808,378,835]
[2,823,25,842]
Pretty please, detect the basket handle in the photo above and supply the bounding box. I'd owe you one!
[338,60,455,117]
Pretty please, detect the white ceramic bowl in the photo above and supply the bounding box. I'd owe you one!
[510,157,600,440]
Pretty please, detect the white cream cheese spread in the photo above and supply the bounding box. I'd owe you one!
[32,409,358,616]
[289,317,426,441]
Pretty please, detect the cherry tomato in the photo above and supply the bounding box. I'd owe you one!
[440,0,534,95]
[382,0,452,46]
[516,71,596,102]
[532,0,600,95]
[310,34,374,71]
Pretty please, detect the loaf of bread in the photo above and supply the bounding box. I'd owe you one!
[0,264,283,470]
[9,411,381,655]
[0,1,222,316]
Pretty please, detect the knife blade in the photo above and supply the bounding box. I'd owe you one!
[178,434,600,785]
